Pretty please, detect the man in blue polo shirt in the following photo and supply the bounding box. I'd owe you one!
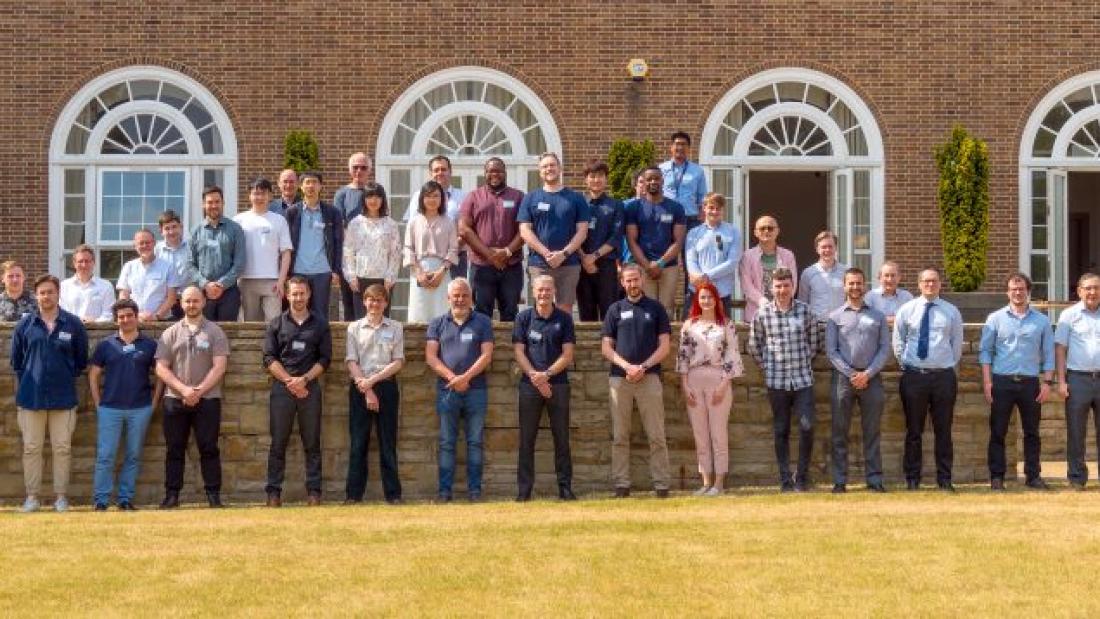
[88,298,160,510]
[626,166,686,318]
[601,263,672,498]
[518,152,590,313]
[425,278,495,502]
[512,274,577,501]
[577,159,623,322]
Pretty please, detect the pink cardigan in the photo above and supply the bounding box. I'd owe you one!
[738,245,798,322]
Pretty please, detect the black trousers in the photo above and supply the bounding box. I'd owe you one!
[517,381,573,496]
[202,285,241,322]
[163,397,222,493]
[576,259,619,322]
[900,369,957,484]
[339,275,357,321]
[470,262,523,322]
[989,375,1042,481]
[266,381,322,495]
[346,379,401,501]
[766,386,815,484]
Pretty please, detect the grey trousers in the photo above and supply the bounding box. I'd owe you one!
[830,371,885,485]
[1065,372,1100,484]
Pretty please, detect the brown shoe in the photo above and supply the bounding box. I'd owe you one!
[307,493,321,506]
[266,493,282,508]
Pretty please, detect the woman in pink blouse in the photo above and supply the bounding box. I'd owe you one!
[343,183,401,319]
[403,180,458,323]
[676,281,744,495]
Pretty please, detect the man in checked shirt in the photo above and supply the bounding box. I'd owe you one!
[748,267,820,492]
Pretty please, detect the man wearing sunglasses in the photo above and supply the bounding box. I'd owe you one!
[334,153,373,320]
[739,214,797,323]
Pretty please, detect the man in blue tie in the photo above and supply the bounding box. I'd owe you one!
[892,267,964,491]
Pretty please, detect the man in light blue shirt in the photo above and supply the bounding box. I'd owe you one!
[979,272,1054,491]
[798,230,848,321]
[892,267,963,491]
[660,131,707,222]
[865,260,914,325]
[1055,271,1100,489]
[685,192,740,316]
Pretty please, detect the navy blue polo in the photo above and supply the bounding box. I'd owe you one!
[601,295,671,377]
[10,310,88,410]
[625,197,686,265]
[512,306,575,384]
[517,187,591,268]
[91,334,158,409]
[426,311,495,389]
[583,193,624,261]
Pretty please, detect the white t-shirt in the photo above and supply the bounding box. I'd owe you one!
[117,256,181,315]
[59,276,115,322]
[233,210,293,280]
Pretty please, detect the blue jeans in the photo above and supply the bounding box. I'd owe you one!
[93,404,153,504]
[436,387,487,497]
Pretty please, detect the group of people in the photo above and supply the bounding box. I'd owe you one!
[5,130,1100,511]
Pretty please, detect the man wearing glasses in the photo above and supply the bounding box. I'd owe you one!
[333,152,372,320]
[738,214,797,322]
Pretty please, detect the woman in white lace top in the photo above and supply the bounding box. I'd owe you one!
[343,183,401,319]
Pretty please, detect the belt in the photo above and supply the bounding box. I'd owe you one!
[1068,369,1100,379]
[992,373,1039,383]
[903,366,952,374]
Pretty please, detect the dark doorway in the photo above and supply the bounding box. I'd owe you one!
[747,170,829,274]
[1068,172,1100,300]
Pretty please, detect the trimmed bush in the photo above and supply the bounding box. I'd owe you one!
[935,125,989,292]
[607,138,656,200]
[284,130,319,173]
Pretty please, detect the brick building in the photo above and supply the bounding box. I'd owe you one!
[6,2,1100,317]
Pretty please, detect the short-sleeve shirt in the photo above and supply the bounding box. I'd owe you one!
[512,306,575,384]
[459,185,524,267]
[426,311,494,389]
[155,318,230,399]
[234,210,293,279]
[346,316,405,378]
[91,334,158,409]
[517,187,591,268]
[1055,301,1100,371]
[601,295,672,377]
[117,257,181,314]
[625,197,686,265]
[583,193,624,261]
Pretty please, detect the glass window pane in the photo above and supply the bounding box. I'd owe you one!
[98,83,130,110]
[484,84,515,110]
[122,196,142,222]
[1032,128,1056,158]
[119,116,140,145]
[159,83,191,109]
[1031,199,1047,225]
[65,126,89,154]
[1065,87,1095,113]
[182,100,213,130]
[130,79,159,101]
[75,98,107,129]
[99,250,137,282]
[454,80,484,102]
[391,125,415,155]
[122,173,143,195]
[527,170,540,191]
[1068,142,1094,158]
[745,86,775,112]
[829,102,859,131]
[507,100,537,131]
[1041,104,1072,133]
[391,169,411,196]
[157,125,183,150]
[64,225,85,250]
[136,114,153,143]
[1032,225,1047,250]
[199,125,223,154]
[1030,254,1049,282]
[203,169,224,191]
[145,171,165,195]
[521,128,543,156]
[723,105,750,132]
[847,128,869,156]
[400,98,431,130]
[166,173,185,195]
[804,85,834,112]
[105,126,133,152]
[714,126,736,156]
[423,84,454,110]
[776,82,805,103]
[144,197,165,222]
[64,169,86,195]
[1031,170,1047,198]
[64,197,84,222]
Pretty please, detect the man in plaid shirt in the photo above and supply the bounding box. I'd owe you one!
[748,267,820,492]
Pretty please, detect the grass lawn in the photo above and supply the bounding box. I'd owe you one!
[2,487,1099,617]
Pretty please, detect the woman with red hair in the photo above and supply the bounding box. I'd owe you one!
[676,282,743,495]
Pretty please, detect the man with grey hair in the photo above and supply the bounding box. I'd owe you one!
[865,260,914,326]
[334,152,373,320]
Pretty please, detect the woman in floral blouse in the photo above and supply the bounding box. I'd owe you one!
[403,180,458,323]
[676,281,743,495]
[0,260,36,321]
[343,183,401,319]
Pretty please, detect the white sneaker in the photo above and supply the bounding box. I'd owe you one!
[704,487,722,497]
[693,486,711,496]
[53,497,69,513]
[21,497,40,513]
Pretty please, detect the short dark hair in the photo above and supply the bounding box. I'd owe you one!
[670,131,691,145]
[202,185,223,201]
[771,267,794,282]
[844,267,865,282]
[583,159,609,177]
[112,298,139,319]
[158,209,181,228]
[299,170,323,184]
[249,177,273,192]
[33,274,59,293]
[417,180,445,215]
[286,275,312,292]
[361,182,389,217]
[484,157,505,170]
[1005,271,1033,291]
[428,155,451,171]
[363,283,389,302]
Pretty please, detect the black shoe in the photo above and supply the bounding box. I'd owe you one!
[1026,478,1051,491]
[990,478,1006,491]
[266,493,282,508]
[467,493,483,503]
[559,487,577,501]
[94,502,108,512]
[906,480,920,491]
[434,494,453,504]
[385,497,404,505]
[794,480,811,493]
[832,483,847,494]
[938,482,956,493]
[780,481,796,493]
[613,487,630,498]
[1070,481,1087,491]
[515,493,531,502]
[343,498,362,505]
[159,492,179,510]
[117,501,137,511]
[655,488,670,498]
[206,491,224,508]
[867,483,887,493]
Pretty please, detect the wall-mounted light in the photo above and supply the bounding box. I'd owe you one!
[627,58,649,82]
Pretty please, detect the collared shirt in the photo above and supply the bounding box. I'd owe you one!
[797,261,849,320]
[59,275,115,322]
[892,297,964,369]
[625,197,686,265]
[267,196,297,217]
[459,185,524,267]
[403,213,459,271]
[685,221,742,298]
[517,187,591,268]
[294,205,332,274]
[512,306,575,385]
[333,185,365,223]
[865,286,915,317]
[155,318,230,399]
[11,310,88,410]
[660,159,707,217]
[748,299,819,391]
[1055,301,1100,371]
[346,316,405,378]
[233,210,293,280]
[0,290,36,322]
[262,310,332,377]
[91,333,158,409]
[675,319,743,380]
[826,302,890,378]
[155,238,193,289]
[980,305,1054,377]
[602,295,672,377]
[343,215,402,282]
[426,310,494,390]
[738,245,798,323]
[189,216,246,288]
[582,193,624,262]
[117,256,182,315]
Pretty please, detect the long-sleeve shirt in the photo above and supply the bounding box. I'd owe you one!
[262,310,332,377]
[59,276,115,322]
[748,299,818,390]
[979,305,1055,377]
[404,213,459,270]
[798,261,848,320]
[685,221,742,299]
[738,245,798,323]
[155,238,194,289]
[343,214,401,283]
[825,302,890,378]
[864,286,914,317]
[676,319,743,380]
[189,216,246,289]
[10,310,88,409]
[892,296,964,369]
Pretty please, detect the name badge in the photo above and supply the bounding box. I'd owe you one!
[460,332,474,343]
[529,331,543,342]
[590,217,598,228]
[502,200,515,209]
[380,331,394,341]
[292,340,306,351]
[644,312,652,321]
[259,227,271,235]
[206,238,219,248]
[196,340,211,351]
[660,214,673,223]
[312,221,326,230]
[858,315,877,329]
[58,331,72,342]
[537,202,551,212]
[122,343,136,353]
[621,310,634,320]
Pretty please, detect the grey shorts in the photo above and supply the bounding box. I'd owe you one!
[528,264,581,306]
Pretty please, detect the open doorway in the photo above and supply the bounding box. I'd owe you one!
[1068,172,1100,300]
[747,170,829,272]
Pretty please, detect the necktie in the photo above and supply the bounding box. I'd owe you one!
[917,301,933,360]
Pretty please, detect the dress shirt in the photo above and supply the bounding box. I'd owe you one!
[233,210,293,280]
[333,185,365,223]
[403,213,459,270]
[1054,301,1100,371]
[346,316,405,378]
[343,215,401,282]
[0,290,36,321]
[685,221,742,299]
[798,261,848,320]
[117,257,181,315]
[748,299,818,391]
[293,206,332,274]
[59,275,115,322]
[189,216,246,289]
[865,287,914,317]
[675,319,743,380]
[892,296,964,369]
[979,305,1054,376]
[624,196,686,265]
[582,193,624,262]
[459,185,524,267]
[262,310,332,377]
[738,245,798,323]
[155,239,193,289]
[155,318,230,399]
[405,186,467,224]
[10,310,88,409]
[826,302,890,377]
[659,159,707,217]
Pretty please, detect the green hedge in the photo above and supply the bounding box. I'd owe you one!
[607,138,656,200]
[935,125,989,292]
[283,130,319,174]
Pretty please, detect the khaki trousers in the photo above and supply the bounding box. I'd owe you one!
[609,374,670,490]
[17,408,76,496]
[238,278,282,322]
[641,266,679,318]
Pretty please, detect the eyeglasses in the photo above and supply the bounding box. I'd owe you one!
[756,225,776,232]
[351,165,370,171]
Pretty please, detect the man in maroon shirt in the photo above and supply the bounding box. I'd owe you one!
[458,157,526,321]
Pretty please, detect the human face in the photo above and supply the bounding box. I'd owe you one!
[430,159,452,187]
[72,250,95,279]
[917,269,941,299]
[670,137,690,162]
[35,281,58,313]
[1078,276,1100,310]
[484,160,506,189]
[181,287,205,318]
[1006,277,1030,308]
[621,268,643,300]
[772,277,794,305]
[349,154,370,185]
[203,192,224,221]
[844,272,865,304]
[585,172,607,196]
[538,156,561,186]
[422,189,442,215]
[634,175,645,198]
[533,279,555,308]
[697,287,716,312]
[4,266,24,295]
[160,220,182,245]
[300,177,321,202]
[448,284,472,312]
[642,170,663,198]
[364,293,387,318]
[133,232,156,261]
[364,195,383,217]
[249,187,271,210]
[754,217,779,245]
[116,307,138,334]
[816,236,836,264]
[702,199,723,225]
[287,282,311,313]
[278,170,298,200]
[878,264,900,293]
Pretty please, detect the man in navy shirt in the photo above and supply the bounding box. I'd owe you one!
[601,263,673,498]
[425,278,495,502]
[576,159,623,322]
[88,298,160,510]
[518,152,590,313]
[512,275,577,501]
[10,274,88,513]
[626,166,687,318]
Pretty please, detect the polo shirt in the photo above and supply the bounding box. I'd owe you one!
[979,306,1054,377]
[1055,301,1100,371]
[117,256,181,314]
[189,216,246,289]
[91,333,158,409]
[601,295,671,377]
[517,187,591,268]
[262,310,333,377]
[512,306,575,384]
[582,193,624,262]
[294,205,331,274]
[625,197,686,266]
[233,209,293,279]
[59,275,115,322]
[426,310,494,389]
[155,318,230,399]
[659,159,707,217]
[11,310,88,409]
[459,185,524,267]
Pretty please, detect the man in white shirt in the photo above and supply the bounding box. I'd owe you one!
[233,177,292,322]
[59,244,115,323]
[405,155,467,279]
[117,229,181,323]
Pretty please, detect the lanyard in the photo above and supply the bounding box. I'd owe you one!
[671,162,687,194]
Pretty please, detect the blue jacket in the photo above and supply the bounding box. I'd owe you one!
[11,309,88,409]
[285,201,345,278]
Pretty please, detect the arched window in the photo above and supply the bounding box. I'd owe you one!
[700,68,884,278]
[375,66,562,319]
[49,66,237,279]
